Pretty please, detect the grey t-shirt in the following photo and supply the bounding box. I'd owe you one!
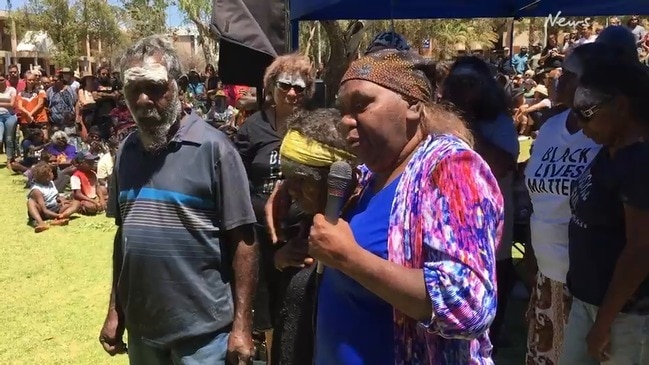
[112,114,256,344]
[631,25,647,44]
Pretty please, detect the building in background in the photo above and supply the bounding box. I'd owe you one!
[170,26,206,71]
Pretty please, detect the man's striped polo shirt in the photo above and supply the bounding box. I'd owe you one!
[111,114,256,345]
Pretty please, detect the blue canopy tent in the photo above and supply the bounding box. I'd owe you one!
[290,0,649,20]
[287,0,649,50]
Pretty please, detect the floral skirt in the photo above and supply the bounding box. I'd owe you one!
[525,271,573,365]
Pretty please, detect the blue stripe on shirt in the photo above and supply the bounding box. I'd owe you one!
[119,187,215,210]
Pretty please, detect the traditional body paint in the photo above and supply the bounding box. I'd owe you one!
[123,57,169,83]
[277,72,306,88]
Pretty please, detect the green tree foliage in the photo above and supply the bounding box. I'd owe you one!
[17,0,78,66]
[12,0,123,67]
[173,0,217,66]
[80,0,126,54]
[122,0,168,40]
[296,19,503,101]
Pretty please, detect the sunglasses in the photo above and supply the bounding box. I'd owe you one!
[276,81,305,94]
[572,100,610,123]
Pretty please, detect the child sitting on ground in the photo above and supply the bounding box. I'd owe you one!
[70,151,104,215]
[10,128,45,174]
[27,162,80,233]
[23,151,53,188]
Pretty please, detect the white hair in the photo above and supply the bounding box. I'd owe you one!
[118,35,183,82]
[118,35,182,152]
[51,130,68,141]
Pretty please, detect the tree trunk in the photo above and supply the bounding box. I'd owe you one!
[187,12,216,66]
[199,34,216,66]
[320,20,352,105]
[303,22,318,58]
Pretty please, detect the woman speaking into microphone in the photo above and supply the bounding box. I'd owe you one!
[307,50,504,364]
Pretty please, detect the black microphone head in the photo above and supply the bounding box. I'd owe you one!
[327,161,354,198]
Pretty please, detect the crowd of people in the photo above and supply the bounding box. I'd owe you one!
[488,16,648,138]
[2,15,649,365]
[0,58,253,232]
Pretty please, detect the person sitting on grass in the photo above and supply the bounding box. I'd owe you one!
[24,150,53,188]
[45,131,77,164]
[10,128,45,174]
[95,138,116,199]
[27,161,80,233]
[70,151,104,215]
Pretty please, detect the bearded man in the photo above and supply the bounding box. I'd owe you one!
[98,35,258,365]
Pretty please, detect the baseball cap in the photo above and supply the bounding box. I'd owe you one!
[510,87,525,99]
[74,151,99,161]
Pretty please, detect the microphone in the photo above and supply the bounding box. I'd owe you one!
[318,161,354,274]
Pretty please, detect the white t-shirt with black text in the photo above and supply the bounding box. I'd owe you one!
[524,110,601,283]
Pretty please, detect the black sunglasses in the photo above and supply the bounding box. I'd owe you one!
[276,81,305,94]
[572,100,610,123]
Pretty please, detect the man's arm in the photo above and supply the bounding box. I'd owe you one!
[99,172,127,356]
[218,148,258,332]
[226,224,257,334]
[109,226,123,316]
[216,145,258,360]
[107,171,123,316]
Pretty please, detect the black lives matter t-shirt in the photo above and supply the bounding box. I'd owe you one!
[236,111,303,227]
[568,141,649,313]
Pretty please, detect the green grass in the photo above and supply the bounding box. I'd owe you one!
[0,160,527,364]
[0,165,127,365]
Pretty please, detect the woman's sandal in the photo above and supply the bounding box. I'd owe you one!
[34,224,49,233]
[51,219,70,226]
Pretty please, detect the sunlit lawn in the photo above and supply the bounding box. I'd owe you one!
[0,164,127,365]
[0,157,527,364]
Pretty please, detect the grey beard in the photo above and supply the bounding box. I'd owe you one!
[136,98,182,152]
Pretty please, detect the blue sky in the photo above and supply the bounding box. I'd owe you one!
[2,0,186,27]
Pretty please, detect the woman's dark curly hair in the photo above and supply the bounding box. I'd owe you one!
[285,108,351,153]
[442,56,509,122]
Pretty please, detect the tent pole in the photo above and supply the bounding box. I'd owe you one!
[543,19,548,48]
[509,18,514,69]
[291,20,300,51]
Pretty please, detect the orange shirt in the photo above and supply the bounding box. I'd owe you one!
[17,90,47,124]
[71,169,97,199]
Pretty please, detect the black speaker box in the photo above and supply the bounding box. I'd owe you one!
[211,0,287,87]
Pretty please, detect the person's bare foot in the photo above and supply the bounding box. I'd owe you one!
[34,224,49,233]
[51,219,69,226]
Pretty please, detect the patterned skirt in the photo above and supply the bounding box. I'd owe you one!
[525,271,573,365]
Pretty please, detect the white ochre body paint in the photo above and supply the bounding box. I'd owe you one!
[123,57,169,83]
[277,72,306,88]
